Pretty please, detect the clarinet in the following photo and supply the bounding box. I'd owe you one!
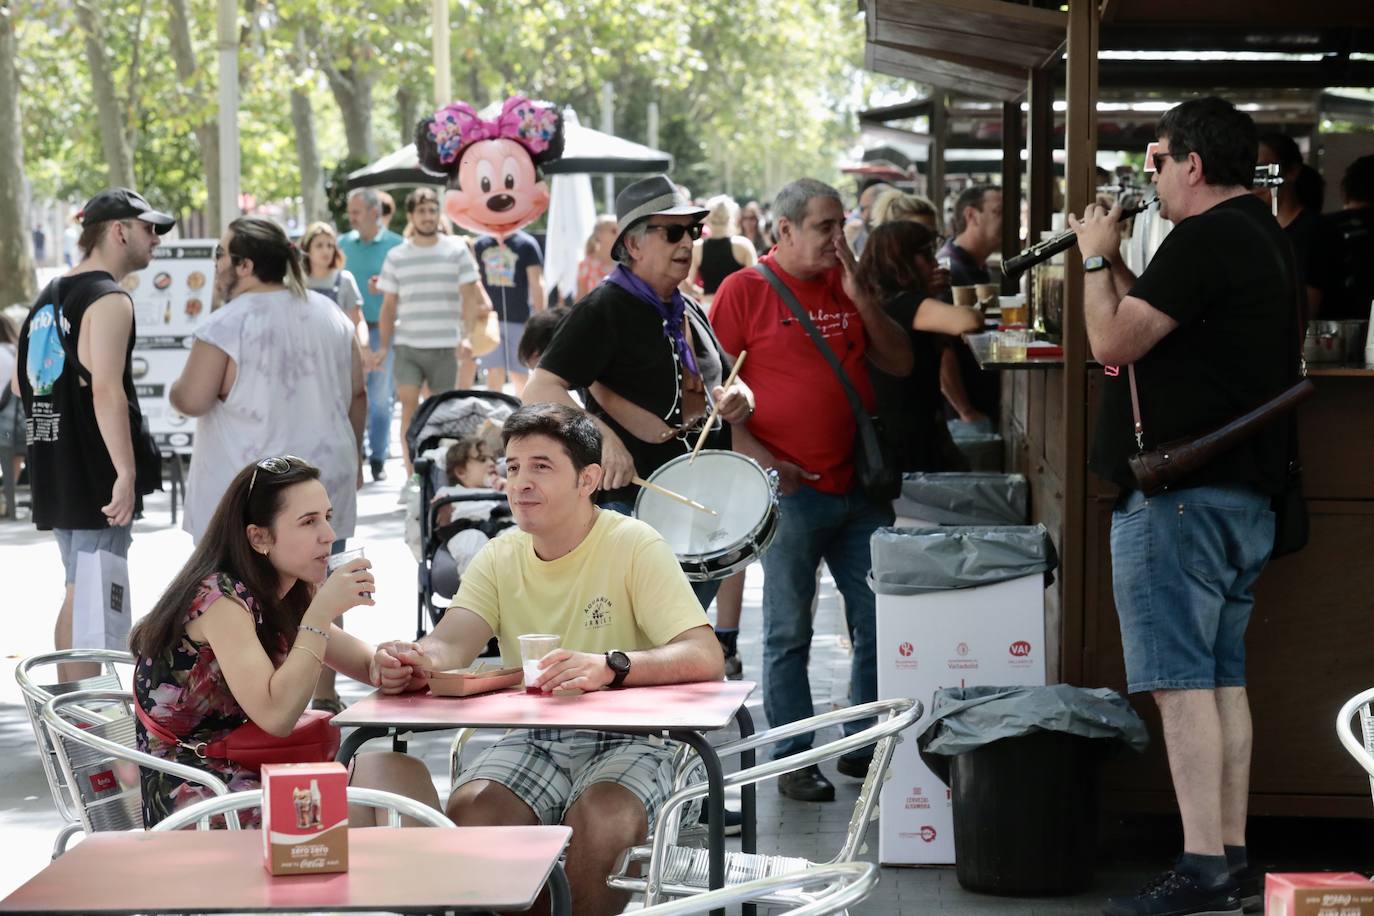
[1002,199,1156,277]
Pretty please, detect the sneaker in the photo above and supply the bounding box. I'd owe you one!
[1103,869,1241,916]
[722,651,743,680]
[370,459,387,482]
[696,806,743,837]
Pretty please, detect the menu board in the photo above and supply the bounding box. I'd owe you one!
[125,240,217,454]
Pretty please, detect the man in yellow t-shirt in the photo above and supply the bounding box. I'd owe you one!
[371,403,724,916]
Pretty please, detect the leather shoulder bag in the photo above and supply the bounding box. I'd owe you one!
[136,701,340,770]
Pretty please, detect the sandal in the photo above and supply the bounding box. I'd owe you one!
[310,696,347,715]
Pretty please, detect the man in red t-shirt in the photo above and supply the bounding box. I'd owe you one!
[710,178,911,802]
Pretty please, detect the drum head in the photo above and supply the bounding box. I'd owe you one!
[634,450,773,559]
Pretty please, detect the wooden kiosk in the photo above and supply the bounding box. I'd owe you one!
[862,0,1374,817]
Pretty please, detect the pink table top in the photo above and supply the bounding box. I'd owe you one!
[0,826,572,913]
[334,679,757,732]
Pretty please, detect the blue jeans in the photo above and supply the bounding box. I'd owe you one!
[761,484,891,758]
[365,325,394,464]
[601,500,722,611]
[1110,484,1275,694]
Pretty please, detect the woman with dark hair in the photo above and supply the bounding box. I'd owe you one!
[130,457,439,828]
[859,220,984,472]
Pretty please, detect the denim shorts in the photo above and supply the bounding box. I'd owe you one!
[55,525,133,585]
[1110,484,1275,693]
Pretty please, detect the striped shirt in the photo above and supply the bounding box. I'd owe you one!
[377,235,479,348]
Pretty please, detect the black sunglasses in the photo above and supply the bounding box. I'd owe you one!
[645,223,704,244]
[1151,151,1186,173]
[249,455,306,496]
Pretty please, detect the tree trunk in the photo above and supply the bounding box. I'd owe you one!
[291,85,328,223]
[0,3,35,306]
[324,63,375,162]
[74,1,135,188]
[166,0,220,234]
[396,84,418,145]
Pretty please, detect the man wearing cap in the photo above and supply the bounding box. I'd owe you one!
[524,174,755,614]
[12,188,171,681]
[709,177,912,802]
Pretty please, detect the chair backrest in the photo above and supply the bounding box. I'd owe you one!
[152,786,456,831]
[42,689,233,836]
[635,861,878,916]
[1336,687,1374,810]
[16,650,134,826]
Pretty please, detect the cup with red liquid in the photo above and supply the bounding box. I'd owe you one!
[519,634,561,694]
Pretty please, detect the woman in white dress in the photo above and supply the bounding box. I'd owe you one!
[171,216,366,712]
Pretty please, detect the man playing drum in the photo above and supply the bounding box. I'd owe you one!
[523,174,755,621]
[371,403,725,916]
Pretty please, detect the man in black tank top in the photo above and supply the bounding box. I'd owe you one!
[13,188,172,680]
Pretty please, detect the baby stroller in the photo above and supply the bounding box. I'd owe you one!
[405,389,521,640]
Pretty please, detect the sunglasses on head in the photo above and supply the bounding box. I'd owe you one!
[645,223,704,244]
[248,455,306,497]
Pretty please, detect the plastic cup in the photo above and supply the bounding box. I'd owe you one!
[325,546,370,598]
[519,633,561,694]
[1000,328,1029,361]
[951,285,977,307]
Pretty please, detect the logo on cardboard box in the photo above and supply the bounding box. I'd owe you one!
[895,641,918,669]
[1009,639,1035,668]
[898,642,913,657]
[919,825,937,843]
[947,641,978,670]
[956,642,969,657]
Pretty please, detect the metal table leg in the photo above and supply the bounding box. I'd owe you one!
[668,729,726,916]
[547,859,572,916]
[734,704,757,916]
[336,725,391,765]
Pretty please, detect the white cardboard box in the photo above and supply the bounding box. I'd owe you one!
[877,572,1047,865]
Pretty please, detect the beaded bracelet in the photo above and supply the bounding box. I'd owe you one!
[299,624,330,640]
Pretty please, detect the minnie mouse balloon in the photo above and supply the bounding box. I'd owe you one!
[415,96,565,242]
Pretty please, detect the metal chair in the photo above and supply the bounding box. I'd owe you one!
[608,697,921,909]
[634,861,878,915]
[152,786,456,831]
[41,689,235,842]
[1336,686,1374,812]
[16,649,136,856]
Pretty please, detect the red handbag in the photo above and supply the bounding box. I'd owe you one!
[136,701,340,769]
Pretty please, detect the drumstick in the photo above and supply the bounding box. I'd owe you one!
[689,350,747,465]
[632,476,718,516]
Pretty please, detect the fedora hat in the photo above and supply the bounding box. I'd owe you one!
[611,176,708,261]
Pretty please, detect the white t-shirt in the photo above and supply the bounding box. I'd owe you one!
[376,235,479,349]
[182,289,359,543]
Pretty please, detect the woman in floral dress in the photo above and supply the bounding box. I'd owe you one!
[130,457,439,827]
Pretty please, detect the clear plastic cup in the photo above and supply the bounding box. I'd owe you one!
[519,633,561,694]
[326,546,369,598]
[1000,329,1029,361]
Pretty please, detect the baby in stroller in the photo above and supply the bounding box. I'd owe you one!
[404,389,520,636]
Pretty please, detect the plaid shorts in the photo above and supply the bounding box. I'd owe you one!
[454,729,679,832]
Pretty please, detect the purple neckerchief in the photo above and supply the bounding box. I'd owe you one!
[605,265,700,376]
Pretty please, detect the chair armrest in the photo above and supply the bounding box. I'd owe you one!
[43,690,233,799]
[16,649,134,704]
[1336,687,1374,779]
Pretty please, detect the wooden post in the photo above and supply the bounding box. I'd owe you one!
[929,92,948,215]
[1000,100,1023,290]
[1059,0,1100,687]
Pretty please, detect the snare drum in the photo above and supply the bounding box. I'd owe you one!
[634,450,779,582]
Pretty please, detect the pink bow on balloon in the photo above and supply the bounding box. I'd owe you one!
[428,96,559,165]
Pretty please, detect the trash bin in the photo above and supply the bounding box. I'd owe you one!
[949,429,1004,471]
[893,472,1029,527]
[872,525,1057,865]
[916,685,1148,895]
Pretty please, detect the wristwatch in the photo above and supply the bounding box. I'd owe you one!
[1083,254,1111,273]
[605,650,631,688]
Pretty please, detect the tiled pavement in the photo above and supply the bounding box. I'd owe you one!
[2,450,1368,913]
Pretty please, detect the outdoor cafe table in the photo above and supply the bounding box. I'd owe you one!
[333,679,759,911]
[0,825,573,914]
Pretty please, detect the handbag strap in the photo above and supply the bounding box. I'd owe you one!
[753,263,872,430]
[1125,203,1305,451]
[134,698,215,760]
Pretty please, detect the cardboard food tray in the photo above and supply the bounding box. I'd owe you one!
[428,666,524,697]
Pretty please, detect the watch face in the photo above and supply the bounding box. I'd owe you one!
[608,651,631,672]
